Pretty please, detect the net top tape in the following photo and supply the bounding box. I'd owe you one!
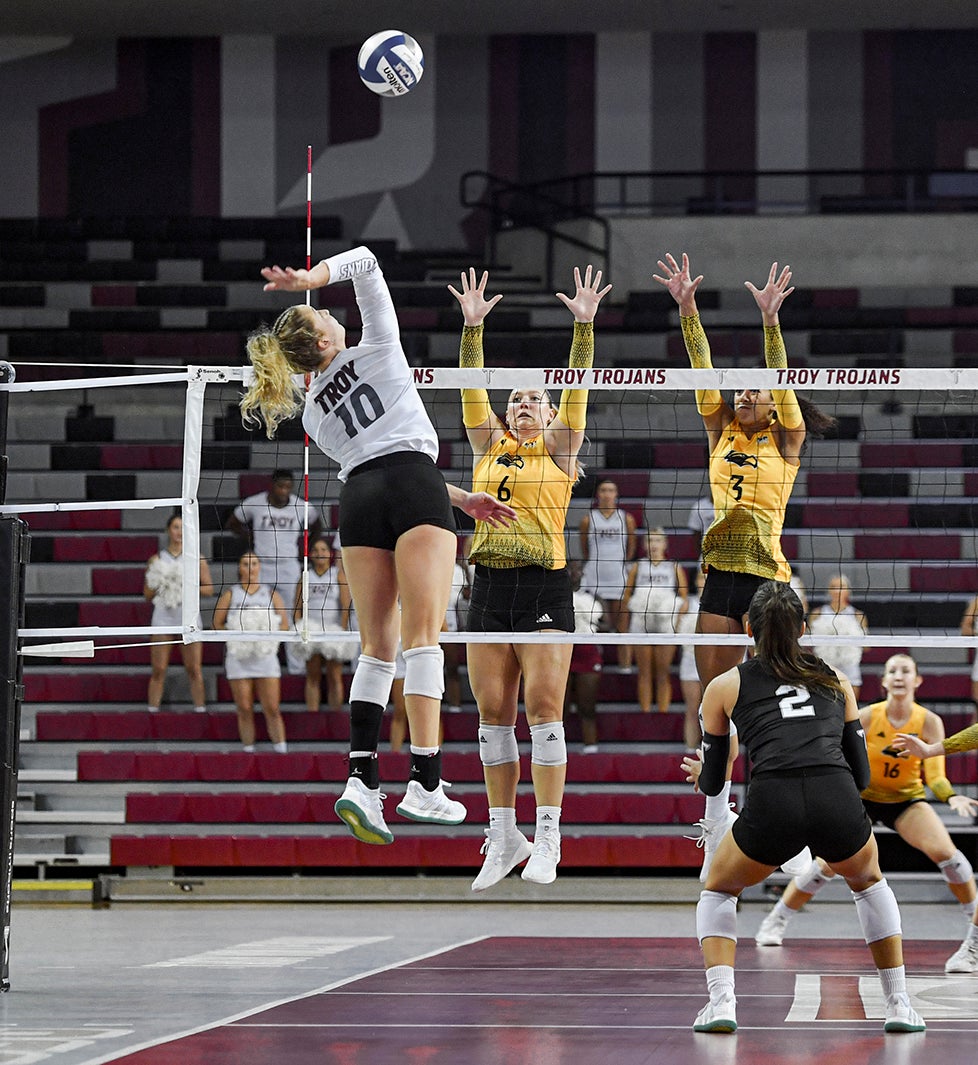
[2,365,976,392]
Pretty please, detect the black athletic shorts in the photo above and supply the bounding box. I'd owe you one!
[467,563,575,633]
[339,452,456,551]
[732,766,873,868]
[700,568,776,621]
[862,797,926,831]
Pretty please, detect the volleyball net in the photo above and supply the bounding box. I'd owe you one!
[2,363,977,663]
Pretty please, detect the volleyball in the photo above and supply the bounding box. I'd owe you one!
[357,31,424,97]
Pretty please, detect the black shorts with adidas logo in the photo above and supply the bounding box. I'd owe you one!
[467,564,575,633]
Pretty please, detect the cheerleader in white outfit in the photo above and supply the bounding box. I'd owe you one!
[144,514,214,713]
[579,479,637,666]
[808,574,868,698]
[293,536,357,712]
[213,552,290,751]
[625,528,689,713]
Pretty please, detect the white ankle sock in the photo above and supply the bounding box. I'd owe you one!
[705,964,735,1001]
[879,965,907,999]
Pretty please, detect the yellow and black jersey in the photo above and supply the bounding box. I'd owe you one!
[861,701,938,804]
[703,419,798,582]
[468,433,573,570]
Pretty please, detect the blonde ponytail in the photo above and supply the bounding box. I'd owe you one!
[241,306,322,439]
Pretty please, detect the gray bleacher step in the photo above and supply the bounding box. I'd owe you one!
[19,769,78,783]
[18,811,125,825]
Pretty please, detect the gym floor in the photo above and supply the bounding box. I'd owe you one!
[2,879,977,1064]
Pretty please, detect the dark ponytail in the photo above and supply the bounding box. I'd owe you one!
[748,581,845,698]
[796,395,836,439]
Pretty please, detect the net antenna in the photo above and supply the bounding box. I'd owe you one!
[300,144,314,649]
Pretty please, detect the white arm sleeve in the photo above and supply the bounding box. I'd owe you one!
[321,246,398,350]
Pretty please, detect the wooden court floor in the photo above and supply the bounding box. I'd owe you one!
[2,895,976,1064]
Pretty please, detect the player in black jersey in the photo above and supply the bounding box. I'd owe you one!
[682,581,924,1035]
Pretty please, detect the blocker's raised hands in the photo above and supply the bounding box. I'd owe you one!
[555,265,612,323]
[448,268,504,327]
[653,252,703,314]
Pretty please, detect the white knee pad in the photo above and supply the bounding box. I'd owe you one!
[796,859,832,896]
[939,849,974,885]
[478,724,519,767]
[349,655,396,707]
[852,878,902,944]
[402,645,445,700]
[530,721,567,766]
[696,890,739,943]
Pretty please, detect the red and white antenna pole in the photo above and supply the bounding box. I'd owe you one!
[301,145,313,645]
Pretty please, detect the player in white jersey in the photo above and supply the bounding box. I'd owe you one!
[144,513,214,713]
[227,470,323,602]
[228,470,324,676]
[241,246,515,845]
[625,528,689,713]
[213,552,290,752]
[808,574,868,697]
[579,480,636,667]
[293,536,356,712]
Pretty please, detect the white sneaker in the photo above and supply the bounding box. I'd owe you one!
[334,776,394,845]
[521,826,561,884]
[945,937,978,973]
[395,780,467,825]
[471,827,533,891]
[755,908,789,946]
[693,996,737,1033]
[687,805,738,883]
[581,744,599,755]
[780,846,813,878]
[883,994,926,1033]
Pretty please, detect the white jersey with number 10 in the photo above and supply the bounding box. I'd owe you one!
[302,247,439,482]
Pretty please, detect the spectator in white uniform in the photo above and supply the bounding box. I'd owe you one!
[579,479,637,667]
[227,469,324,675]
[144,513,214,714]
[808,574,869,699]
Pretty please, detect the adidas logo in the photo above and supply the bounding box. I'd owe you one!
[479,735,488,743]
[546,732,558,742]
[536,613,553,624]
[541,812,554,821]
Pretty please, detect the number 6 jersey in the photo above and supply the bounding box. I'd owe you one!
[302,247,439,482]
[730,657,849,774]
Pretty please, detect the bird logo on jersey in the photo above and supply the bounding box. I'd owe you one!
[495,454,525,470]
[723,450,759,469]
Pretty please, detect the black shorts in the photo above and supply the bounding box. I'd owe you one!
[700,568,777,622]
[732,766,873,868]
[862,797,926,831]
[467,564,575,633]
[339,452,456,551]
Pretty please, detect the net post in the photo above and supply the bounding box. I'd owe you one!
[0,518,29,992]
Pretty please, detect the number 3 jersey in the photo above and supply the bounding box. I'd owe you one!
[469,434,574,570]
[302,247,439,482]
[730,657,849,774]
[703,419,798,582]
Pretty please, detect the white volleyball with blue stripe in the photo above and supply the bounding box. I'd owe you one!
[357,31,424,96]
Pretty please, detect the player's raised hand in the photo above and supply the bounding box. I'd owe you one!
[556,265,612,323]
[448,268,503,327]
[653,252,703,314]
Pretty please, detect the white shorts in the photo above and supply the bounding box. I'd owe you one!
[628,588,678,635]
[225,648,281,682]
[679,648,699,684]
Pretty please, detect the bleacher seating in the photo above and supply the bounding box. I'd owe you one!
[6,214,978,877]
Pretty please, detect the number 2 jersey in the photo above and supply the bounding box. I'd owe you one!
[703,420,798,582]
[731,657,849,774]
[302,247,439,482]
